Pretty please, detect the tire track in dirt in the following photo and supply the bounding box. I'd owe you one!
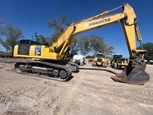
[21,85,48,100]
[0,78,49,107]
[1,63,153,114]
[49,72,83,115]
[28,81,63,105]
[0,62,76,114]
[0,71,47,109]
[80,77,153,108]
[23,78,76,114]
[17,79,73,114]
[0,79,59,115]
[82,70,151,91]
[10,80,47,97]
[78,84,132,109]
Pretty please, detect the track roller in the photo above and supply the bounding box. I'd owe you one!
[14,61,72,82]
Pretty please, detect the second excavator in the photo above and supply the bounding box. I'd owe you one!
[13,3,150,85]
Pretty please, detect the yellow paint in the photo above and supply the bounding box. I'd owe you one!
[14,3,147,61]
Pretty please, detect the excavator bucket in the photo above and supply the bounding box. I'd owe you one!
[112,59,150,85]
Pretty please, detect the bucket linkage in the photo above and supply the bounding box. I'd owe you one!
[112,54,150,85]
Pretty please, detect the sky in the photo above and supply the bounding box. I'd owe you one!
[0,0,153,57]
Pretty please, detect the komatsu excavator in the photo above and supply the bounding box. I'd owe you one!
[14,3,150,84]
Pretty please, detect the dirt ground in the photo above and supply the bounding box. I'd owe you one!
[0,59,153,115]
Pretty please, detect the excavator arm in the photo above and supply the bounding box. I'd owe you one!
[14,3,150,84]
[50,3,150,84]
[51,3,145,59]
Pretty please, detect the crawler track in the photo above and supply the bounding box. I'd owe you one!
[14,61,72,82]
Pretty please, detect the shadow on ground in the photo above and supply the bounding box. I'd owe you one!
[79,67,117,75]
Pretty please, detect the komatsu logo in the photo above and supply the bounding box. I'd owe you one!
[88,18,110,27]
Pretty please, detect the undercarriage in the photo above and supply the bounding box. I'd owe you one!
[14,61,79,82]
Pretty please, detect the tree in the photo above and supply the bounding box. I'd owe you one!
[77,36,91,55]
[137,42,153,60]
[90,35,105,55]
[90,35,115,57]
[38,34,51,45]
[48,13,78,57]
[0,24,24,55]
[103,44,115,58]
[47,13,71,43]
[39,35,46,44]
[69,37,79,57]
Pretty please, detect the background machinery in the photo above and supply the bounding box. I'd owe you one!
[92,52,108,67]
[14,3,150,84]
[111,55,129,69]
[73,54,86,66]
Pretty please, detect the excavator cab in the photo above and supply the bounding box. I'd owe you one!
[17,40,38,55]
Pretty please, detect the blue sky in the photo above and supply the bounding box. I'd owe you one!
[0,0,153,57]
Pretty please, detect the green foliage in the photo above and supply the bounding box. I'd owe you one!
[48,13,76,56]
[86,55,94,58]
[89,35,114,57]
[69,37,79,56]
[0,51,4,53]
[0,24,23,54]
[103,44,115,57]
[45,37,53,46]
[90,35,105,55]
[47,14,114,57]
[39,35,46,44]
[38,35,51,45]
[47,13,70,42]
[67,34,115,57]
[137,42,153,60]
[77,36,91,55]
[0,52,11,57]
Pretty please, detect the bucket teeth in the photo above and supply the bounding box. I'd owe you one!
[112,58,150,85]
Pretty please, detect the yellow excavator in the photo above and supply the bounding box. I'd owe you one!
[14,3,150,84]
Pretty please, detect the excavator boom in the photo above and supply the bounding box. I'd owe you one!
[13,3,150,84]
